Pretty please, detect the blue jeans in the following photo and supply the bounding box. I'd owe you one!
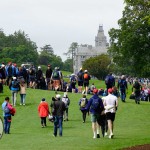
[54,116,63,136]
[4,116,11,134]
[120,89,126,101]
[20,94,26,104]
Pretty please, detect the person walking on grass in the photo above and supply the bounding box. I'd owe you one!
[62,92,70,121]
[86,89,104,139]
[79,94,89,123]
[77,68,84,93]
[2,97,15,134]
[19,80,26,105]
[103,88,118,139]
[117,75,128,102]
[38,98,49,128]
[132,78,142,104]
[83,70,91,95]
[52,94,66,137]
[9,76,20,106]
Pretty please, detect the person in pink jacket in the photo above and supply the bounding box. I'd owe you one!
[38,98,49,128]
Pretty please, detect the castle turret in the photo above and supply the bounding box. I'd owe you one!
[95,25,108,47]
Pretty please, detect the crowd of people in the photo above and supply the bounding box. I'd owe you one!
[1,62,150,139]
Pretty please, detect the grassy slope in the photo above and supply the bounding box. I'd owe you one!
[0,79,150,150]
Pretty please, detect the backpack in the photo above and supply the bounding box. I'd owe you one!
[53,71,59,78]
[62,97,69,108]
[105,76,114,86]
[84,73,89,79]
[133,82,140,90]
[91,98,100,111]
[12,80,19,88]
[10,107,16,116]
[119,80,126,89]
[7,66,12,76]
[4,103,10,114]
[80,98,87,108]
[105,76,110,85]
[78,71,83,79]
[71,76,76,83]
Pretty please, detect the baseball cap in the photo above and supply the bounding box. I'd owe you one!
[13,77,16,80]
[56,94,61,99]
[84,70,88,73]
[108,88,113,93]
[93,88,98,94]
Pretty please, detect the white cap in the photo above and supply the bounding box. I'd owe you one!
[121,75,125,79]
[13,77,16,80]
[38,66,41,69]
[56,94,61,99]
[64,92,67,97]
[1,64,5,67]
[21,64,24,67]
[84,70,87,72]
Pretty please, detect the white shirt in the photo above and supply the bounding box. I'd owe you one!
[103,94,118,113]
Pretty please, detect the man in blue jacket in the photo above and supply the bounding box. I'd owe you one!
[86,89,104,139]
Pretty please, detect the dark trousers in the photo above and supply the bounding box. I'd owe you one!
[41,117,46,126]
[120,88,126,102]
[81,110,87,122]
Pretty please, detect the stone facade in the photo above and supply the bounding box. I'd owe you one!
[73,25,109,74]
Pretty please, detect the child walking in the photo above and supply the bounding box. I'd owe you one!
[20,81,26,105]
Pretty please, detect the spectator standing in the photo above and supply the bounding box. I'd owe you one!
[62,92,70,121]
[132,78,142,104]
[38,98,49,128]
[70,74,77,93]
[117,75,128,102]
[86,89,104,139]
[2,97,14,134]
[77,68,84,93]
[103,88,118,139]
[52,94,66,137]
[36,66,43,89]
[79,94,89,123]
[9,77,20,106]
[0,63,6,85]
[105,73,115,94]
[19,80,26,105]
[29,65,36,88]
[46,64,52,90]
[83,70,91,95]
[0,78,3,93]
[51,67,61,91]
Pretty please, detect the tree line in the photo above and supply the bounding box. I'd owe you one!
[0,29,72,72]
[0,0,150,78]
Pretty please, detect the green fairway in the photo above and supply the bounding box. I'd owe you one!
[0,81,150,150]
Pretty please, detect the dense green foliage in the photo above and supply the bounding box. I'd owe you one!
[108,0,150,77]
[0,30,38,65]
[0,30,70,71]
[82,54,112,79]
[0,81,150,150]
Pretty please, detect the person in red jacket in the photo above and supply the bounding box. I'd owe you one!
[38,98,49,128]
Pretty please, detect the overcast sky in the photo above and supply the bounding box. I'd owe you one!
[0,0,125,61]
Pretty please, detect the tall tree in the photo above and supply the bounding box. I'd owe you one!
[0,30,38,65]
[108,0,150,77]
[64,42,78,70]
[82,54,112,79]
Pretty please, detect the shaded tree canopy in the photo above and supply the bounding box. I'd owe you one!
[108,0,150,77]
[0,30,38,65]
[82,54,112,79]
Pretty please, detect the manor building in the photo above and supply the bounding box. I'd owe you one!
[73,25,109,74]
